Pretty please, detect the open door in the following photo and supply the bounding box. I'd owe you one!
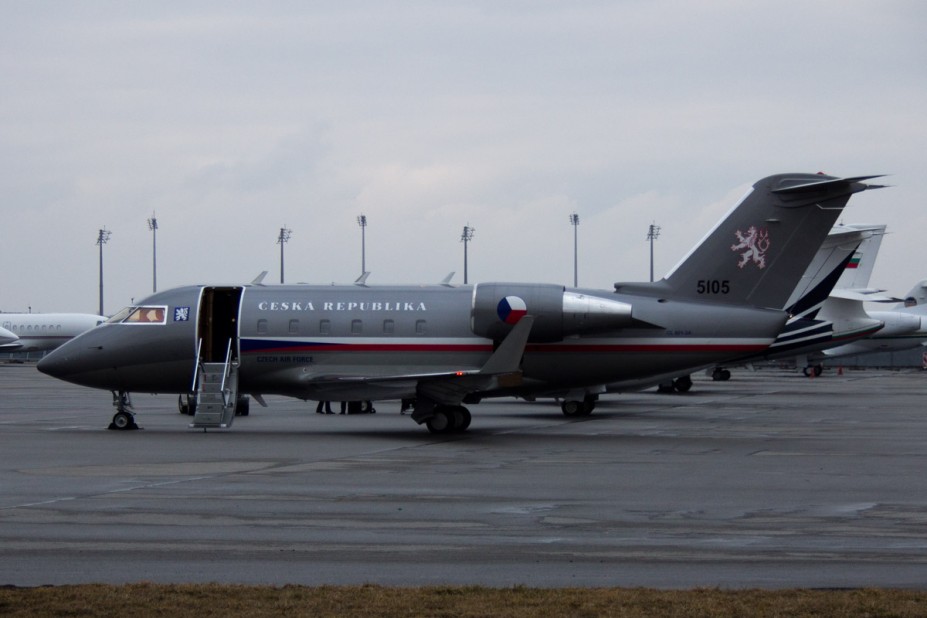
[198,287,243,363]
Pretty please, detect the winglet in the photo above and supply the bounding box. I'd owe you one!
[479,316,534,375]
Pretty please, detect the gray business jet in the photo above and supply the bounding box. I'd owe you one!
[38,173,881,433]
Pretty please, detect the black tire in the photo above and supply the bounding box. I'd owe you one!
[673,375,693,393]
[561,400,584,417]
[426,409,452,434]
[111,411,134,430]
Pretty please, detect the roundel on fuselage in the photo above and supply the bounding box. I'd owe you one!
[497,296,527,325]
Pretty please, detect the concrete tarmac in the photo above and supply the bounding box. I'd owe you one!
[1,363,926,588]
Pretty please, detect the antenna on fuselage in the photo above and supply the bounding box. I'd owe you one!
[355,272,371,286]
[251,271,269,286]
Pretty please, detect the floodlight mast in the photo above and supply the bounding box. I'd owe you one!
[96,228,112,316]
[357,215,367,276]
[647,222,661,282]
[569,213,580,287]
[277,226,292,284]
[460,225,475,284]
[147,214,158,293]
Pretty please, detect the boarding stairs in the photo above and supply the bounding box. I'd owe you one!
[190,339,239,429]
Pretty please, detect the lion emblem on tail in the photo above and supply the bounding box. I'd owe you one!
[731,226,770,269]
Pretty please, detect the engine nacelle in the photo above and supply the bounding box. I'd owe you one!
[471,283,635,342]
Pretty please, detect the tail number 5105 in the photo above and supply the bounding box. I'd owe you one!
[697,279,730,294]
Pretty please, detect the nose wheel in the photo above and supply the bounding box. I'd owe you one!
[108,391,139,431]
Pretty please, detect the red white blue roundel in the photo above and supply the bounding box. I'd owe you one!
[497,296,527,324]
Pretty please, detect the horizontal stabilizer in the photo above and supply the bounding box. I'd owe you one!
[830,288,901,303]
[771,175,888,195]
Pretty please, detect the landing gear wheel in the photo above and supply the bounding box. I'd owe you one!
[581,395,597,416]
[236,395,250,416]
[425,405,472,434]
[711,367,731,381]
[813,364,823,377]
[561,400,584,417]
[426,409,452,434]
[673,375,693,393]
[451,406,472,431]
[109,411,138,431]
[178,394,197,416]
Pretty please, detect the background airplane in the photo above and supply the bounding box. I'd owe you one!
[0,325,19,350]
[38,173,882,433]
[795,225,927,367]
[0,313,106,355]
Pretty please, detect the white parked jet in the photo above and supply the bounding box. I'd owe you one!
[0,313,106,354]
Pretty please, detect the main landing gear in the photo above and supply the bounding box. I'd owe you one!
[803,364,824,377]
[108,391,139,430]
[560,394,597,417]
[657,375,693,393]
[424,405,472,434]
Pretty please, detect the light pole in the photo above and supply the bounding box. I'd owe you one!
[96,228,111,315]
[569,213,580,287]
[357,215,367,276]
[277,226,292,284]
[147,214,158,293]
[460,225,475,284]
[647,222,661,282]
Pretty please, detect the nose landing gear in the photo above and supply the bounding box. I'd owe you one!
[108,391,139,430]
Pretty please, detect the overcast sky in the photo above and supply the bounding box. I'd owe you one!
[2,1,925,315]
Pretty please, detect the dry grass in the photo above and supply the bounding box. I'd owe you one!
[1,584,926,617]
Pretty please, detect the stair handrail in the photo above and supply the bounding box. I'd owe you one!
[220,337,233,406]
[190,338,204,392]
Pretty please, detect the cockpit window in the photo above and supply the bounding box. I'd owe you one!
[106,307,135,324]
[107,306,168,325]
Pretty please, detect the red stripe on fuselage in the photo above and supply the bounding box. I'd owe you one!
[242,341,768,355]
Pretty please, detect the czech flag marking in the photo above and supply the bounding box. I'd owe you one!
[497,296,527,324]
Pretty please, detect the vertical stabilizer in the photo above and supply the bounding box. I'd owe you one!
[642,174,883,309]
[833,224,887,290]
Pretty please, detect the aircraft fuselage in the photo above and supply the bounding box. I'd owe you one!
[39,283,785,402]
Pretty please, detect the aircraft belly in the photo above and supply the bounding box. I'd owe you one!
[521,348,743,385]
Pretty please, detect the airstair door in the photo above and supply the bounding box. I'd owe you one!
[191,287,243,429]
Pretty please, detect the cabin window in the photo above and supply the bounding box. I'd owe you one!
[383,319,395,335]
[257,319,268,334]
[319,319,331,335]
[351,319,363,334]
[288,319,299,334]
[415,319,427,335]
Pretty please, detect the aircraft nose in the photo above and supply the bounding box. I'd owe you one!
[37,344,82,380]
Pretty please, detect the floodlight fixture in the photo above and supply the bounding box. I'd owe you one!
[647,222,661,282]
[460,225,475,284]
[96,227,112,316]
[277,226,292,284]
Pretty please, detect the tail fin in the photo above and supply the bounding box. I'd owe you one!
[618,174,884,309]
[833,224,887,290]
[900,280,927,309]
